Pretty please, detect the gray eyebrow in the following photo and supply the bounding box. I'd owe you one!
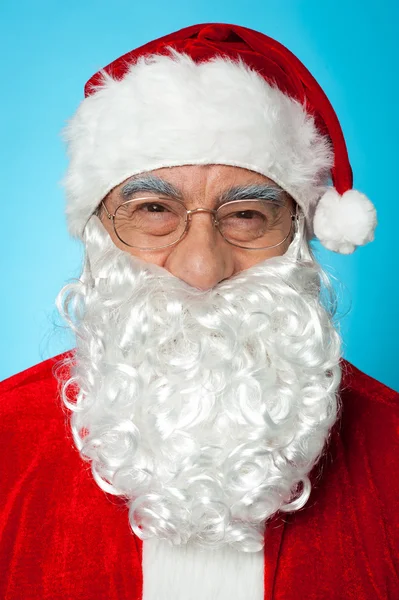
[121,174,181,199]
[120,175,284,208]
[218,184,284,205]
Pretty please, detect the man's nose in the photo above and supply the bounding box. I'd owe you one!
[164,211,234,290]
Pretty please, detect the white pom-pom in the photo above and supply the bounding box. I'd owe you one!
[313,188,377,254]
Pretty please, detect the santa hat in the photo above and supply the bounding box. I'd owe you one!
[63,23,377,255]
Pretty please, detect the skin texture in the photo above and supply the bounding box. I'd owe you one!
[99,164,296,291]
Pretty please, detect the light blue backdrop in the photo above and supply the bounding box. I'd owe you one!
[1,1,398,390]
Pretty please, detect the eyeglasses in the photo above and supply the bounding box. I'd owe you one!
[101,196,300,251]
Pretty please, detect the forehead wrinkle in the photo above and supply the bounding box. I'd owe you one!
[121,174,182,199]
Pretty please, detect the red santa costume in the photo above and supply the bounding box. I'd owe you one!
[1,23,398,600]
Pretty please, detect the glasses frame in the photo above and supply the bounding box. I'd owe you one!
[101,196,302,251]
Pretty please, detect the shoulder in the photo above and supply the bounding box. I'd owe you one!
[0,351,72,419]
[0,352,76,485]
[338,358,399,445]
[340,358,399,408]
[0,352,70,396]
[0,357,143,599]
[338,357,398,439]
[332,359,399,507]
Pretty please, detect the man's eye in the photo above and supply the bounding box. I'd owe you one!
[230,210,263,219]
[139,203,171,213]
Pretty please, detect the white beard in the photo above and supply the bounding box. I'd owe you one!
[57,215,342,553]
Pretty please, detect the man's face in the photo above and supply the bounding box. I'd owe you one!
[99,164,295,290]
[58,166,341,552]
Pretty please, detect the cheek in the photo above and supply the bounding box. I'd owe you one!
[232,243,290,271]
[131,250,170,267]
[99,213,167,265]
[234,254,261,272]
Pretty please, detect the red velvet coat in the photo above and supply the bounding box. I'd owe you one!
[1,354,398,599]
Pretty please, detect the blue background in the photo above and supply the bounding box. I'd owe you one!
[1,1,398,390]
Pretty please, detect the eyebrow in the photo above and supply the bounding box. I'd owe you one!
[120,174,284,208]
[218,183,283,205]
[121,174,181,200]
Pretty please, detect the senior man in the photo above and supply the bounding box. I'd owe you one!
[1,23,398,600]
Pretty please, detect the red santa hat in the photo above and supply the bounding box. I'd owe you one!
[63,23,377,254]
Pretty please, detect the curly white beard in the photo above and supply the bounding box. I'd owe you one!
[57,215,342,553]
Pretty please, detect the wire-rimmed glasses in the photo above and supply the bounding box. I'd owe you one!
[101,196,300,251]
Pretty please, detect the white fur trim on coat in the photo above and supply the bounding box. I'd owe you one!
[142,537,264,600]
[63,51,334,237]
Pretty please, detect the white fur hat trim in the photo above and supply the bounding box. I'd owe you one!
[63,52,334,238]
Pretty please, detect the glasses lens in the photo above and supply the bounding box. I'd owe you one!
[114,197,187,249]
[217,200,292,249]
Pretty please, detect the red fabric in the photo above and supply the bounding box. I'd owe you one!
[84,23,353,195]
[1,354,398,599]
